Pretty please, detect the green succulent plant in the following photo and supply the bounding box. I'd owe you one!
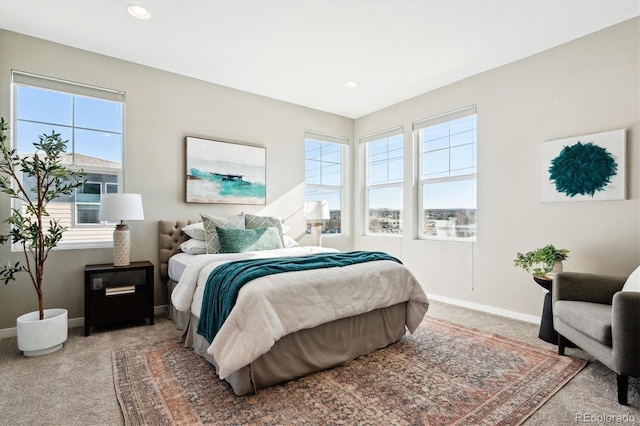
[513,244,569,278]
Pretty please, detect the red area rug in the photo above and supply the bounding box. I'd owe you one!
[112,317,586,425]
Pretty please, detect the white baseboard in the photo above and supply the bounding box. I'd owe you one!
[0,305,169,340]
[428,294,541,324]
[0,300,539,339]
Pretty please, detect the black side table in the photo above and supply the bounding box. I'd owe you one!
[533,276,575,347]
[84,261,154,336]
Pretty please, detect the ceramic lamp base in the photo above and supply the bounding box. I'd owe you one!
[113,224,130,266]
[311,224,323,246]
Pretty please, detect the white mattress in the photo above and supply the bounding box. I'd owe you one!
[168,252,209,282]
[167,250,325,282]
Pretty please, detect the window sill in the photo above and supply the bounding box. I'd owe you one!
[12,241,113,252]
[418,236,476,243]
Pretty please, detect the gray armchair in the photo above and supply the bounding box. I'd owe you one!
[553,271,640,405]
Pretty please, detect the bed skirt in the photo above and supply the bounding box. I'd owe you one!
[183,302,408,396]
[167,279,189,330]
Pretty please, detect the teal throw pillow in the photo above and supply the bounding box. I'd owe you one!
[216,226,284,253]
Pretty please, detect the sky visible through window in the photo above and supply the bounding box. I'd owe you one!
[304,138,342,209]
[15,86,122,164]
[367,134,403,209]
[13,83,125,231]
[420,115,477,209]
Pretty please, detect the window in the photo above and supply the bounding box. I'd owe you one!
[12,71,125,248]
[304,131,348,235]
[362,127,403,236]
[415,106,477,240]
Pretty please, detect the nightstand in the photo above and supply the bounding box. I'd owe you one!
[84,261,154,336]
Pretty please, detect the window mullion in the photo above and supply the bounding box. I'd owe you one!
[11,71,125,248]
[304,135,346,236]
[414,108,477,241]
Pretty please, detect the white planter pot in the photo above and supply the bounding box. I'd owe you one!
[552,260,564,274]
[16,308,68,357]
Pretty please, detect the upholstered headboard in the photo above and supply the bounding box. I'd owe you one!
[158,220,196,284]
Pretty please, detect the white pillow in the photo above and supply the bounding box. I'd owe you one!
[182,222,205,240]
[179,239,207,255]
[621,266,640,292]
[282,235,299,248]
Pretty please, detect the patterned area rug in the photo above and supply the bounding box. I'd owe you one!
[112,317,586,425]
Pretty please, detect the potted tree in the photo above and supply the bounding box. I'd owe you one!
[0,117,85,356]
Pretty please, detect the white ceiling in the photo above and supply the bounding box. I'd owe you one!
[0,0,638,118]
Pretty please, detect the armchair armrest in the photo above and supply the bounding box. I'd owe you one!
[553,272,626,305]
[612,291,640,375]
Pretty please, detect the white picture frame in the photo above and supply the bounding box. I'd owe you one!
[186,136,266,205]
[541,129,626,202]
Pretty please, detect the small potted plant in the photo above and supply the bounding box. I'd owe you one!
[0,117,85,356]
[513,244,570,279]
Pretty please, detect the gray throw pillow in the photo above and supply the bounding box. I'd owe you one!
[244,213,284,244]
[201,213,245,254]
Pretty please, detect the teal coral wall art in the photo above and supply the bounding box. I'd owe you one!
[549,142,617,197]
[541,129,626,202]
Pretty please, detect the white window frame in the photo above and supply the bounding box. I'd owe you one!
[304,131,349,236]
[362,127,404,237]
[10,70,125,249]
[415,105,477,241]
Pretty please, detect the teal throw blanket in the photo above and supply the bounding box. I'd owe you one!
[197,251,401,344]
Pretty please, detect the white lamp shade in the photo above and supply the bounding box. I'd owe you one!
[304,201,330,221]
[99,193,144,222]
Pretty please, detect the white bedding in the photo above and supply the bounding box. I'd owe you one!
[168,252,199,282]
[171,247,429,379]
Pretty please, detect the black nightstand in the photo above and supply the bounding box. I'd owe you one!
[84,261,154,336]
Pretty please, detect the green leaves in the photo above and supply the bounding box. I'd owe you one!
[513,244,569,277]
[0,116,85,316]
[0,260,21,285]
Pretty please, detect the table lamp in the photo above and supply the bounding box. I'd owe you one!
[304,201,330,246]
[99,193,144,266]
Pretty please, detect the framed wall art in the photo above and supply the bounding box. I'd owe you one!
[186,136,266,204]
[540,129,626,202]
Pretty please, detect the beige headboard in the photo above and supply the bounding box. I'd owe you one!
[158,220,196,284]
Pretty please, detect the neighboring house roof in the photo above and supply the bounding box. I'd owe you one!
[61,153,120,169]
[20,152,120,169]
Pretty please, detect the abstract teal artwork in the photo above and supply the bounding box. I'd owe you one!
[541,129,625,202]
[186,137,266,204]
[548,142,617,197]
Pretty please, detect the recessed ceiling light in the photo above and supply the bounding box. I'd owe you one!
[344,81,359,89]
[127,4,151,20]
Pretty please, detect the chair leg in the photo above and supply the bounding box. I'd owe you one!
[557,334,565,356]
[617,375,628,405]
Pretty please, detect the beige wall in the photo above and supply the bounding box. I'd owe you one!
[353,18,640,318]
[0,17,638,331]
[0,30,353,330]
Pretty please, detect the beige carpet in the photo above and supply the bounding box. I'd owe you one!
[112,316,586,425]
[1,301,639,425]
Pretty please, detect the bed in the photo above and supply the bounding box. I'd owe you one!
[159,219,429,396]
